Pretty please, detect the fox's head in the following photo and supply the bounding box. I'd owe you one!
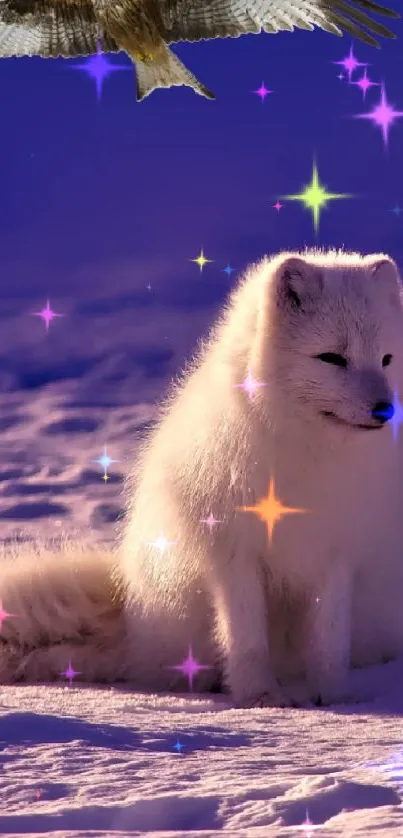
[253,249,403,434]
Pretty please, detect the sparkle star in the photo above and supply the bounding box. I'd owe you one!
[392,204,403,216]
[282,161,352,234]
[148,532,176,555]
[61,660,81,686]
[190,249,214,273]
[173,739,184,753]
[0,600,16,631]
[237,477,308,544]
[234,369,266,401]
[201,512,223,533]
[31,299,63,332]
[94,446,118,481]
[253,81,272,102]
[390,388,403,442]
[351,67,379,100]
[167,644,212,691]
[222,264,235,278]
[295,810,321,836]
[333,45,366,82]
[354,84,403,148]
[68,44,131,101]
[273,201,283,212]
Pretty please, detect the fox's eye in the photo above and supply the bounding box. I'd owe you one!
[382,354,393,367]
[315,352,348,368]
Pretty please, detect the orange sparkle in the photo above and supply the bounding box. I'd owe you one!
[237,477,308,544]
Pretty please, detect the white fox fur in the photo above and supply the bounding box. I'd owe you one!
[2,248,403,708]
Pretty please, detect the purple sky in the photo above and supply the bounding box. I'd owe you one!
[1,16,403,537]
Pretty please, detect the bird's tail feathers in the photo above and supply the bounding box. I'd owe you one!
[134,42,215,101]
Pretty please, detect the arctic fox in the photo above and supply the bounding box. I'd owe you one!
[2,248,403,709]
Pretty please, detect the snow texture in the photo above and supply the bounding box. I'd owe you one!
[1,655,403,837]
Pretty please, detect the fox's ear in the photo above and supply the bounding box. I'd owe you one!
[369,257,402,308]
[370,256,400,283]
[275,256,323,312]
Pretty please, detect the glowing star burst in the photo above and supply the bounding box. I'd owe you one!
[295,810,322,836]
[0,600,16,630]
[351,67,379,100]
[61,660,81,686]
[31,299,63,332]
[333,45,366,82]
[148,532,176,555]
[167,644,212,691]
[237,477,308,544]
[354,84,403,148]
[200,512,223,533]
[273,201,283,212]
[189,248,214,273]
[390,388,403,442]
[94,446,118,482]
[173,739,184,753]
[222,264,234,278]
[392,204,403,216]
[68,44,130,101]
[282,162,353,234]
[254,81,272,102]
[234,368,266,401]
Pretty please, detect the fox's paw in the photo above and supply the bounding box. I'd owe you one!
[313,689,357,707]
[235,686,296,709]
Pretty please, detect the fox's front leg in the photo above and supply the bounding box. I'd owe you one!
[301,565,352,706]
[211,551,293,708]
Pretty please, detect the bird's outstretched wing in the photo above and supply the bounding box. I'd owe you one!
[0,0,118,57]
[159,0,400,47]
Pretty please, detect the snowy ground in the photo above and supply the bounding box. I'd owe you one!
[1,201,403,837]
[2,302,403,838]
[1,656,403,837]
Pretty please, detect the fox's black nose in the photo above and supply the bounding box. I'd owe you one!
[371,401,394,423]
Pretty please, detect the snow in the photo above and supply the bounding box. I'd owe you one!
[1,657,403,836]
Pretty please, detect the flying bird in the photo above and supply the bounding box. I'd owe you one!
[0,0,400,101]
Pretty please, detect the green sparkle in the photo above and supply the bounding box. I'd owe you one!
[281,162,353,233]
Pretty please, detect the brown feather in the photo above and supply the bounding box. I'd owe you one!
[159,0,399,45]
[0,0,118,57]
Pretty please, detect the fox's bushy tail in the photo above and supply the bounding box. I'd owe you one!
[0,539,128,683]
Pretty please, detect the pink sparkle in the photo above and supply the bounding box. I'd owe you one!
[200,512,222,533]
[295,810,321,836]
[234,369,266,401]
[31,299,64,332]
[351,67,379,100]
[167,644,212,691]
[254,81,272,102]
[333,45,366,83]
[61,660,81,685]
[0,600,16,630]
[273,201,283,212]
[354,84,403,148]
